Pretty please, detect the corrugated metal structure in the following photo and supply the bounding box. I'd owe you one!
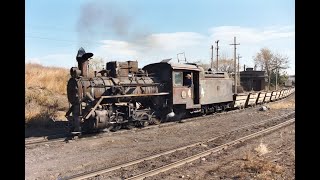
[285,75,295,87]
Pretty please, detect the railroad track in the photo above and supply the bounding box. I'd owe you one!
[60,112,294,180]
[127,118,295,180]
[25,92,295,147]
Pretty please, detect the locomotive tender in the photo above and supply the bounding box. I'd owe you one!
[66,48,290,134]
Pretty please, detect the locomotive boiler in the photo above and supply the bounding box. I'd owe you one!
[66,48,170,133]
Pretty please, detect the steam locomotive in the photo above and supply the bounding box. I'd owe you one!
[66,48,293,134]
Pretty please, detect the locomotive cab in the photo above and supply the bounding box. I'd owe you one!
[172,70,200,108]
[143,62,202,120]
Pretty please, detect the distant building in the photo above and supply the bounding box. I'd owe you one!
[240,67,267,91]
[285,75,295,87]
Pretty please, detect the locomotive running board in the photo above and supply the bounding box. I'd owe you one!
[83,92,169,120]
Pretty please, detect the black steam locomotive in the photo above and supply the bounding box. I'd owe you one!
[66,48,239,133]
[66,48,172,133]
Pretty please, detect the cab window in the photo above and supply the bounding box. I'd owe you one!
[173,71,183,86]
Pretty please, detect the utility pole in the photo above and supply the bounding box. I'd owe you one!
[230,37,240,94]
[210,45,214,70]
[237,54,242,86]
[215,40,219,72]
[275,69,278,90]
[275,58,278,90]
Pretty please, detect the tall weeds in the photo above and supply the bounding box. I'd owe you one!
[25,63,69,126]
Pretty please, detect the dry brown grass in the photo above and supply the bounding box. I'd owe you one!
[254,142,270,156]
[268,98,295,109]
[240,151,284,179]
[25,63,69,94]
[25,63,69,126]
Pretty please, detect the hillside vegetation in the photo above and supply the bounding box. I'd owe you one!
[25,63,70,127]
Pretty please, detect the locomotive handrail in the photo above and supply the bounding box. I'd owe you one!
[118,83,161,86]
[88,83,160,88]
[99,92,169,99]
[83,92,170,120]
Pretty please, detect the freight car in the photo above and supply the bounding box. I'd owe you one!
[66,48,295,134]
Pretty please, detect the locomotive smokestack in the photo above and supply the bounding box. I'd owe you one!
[76,47,93,77]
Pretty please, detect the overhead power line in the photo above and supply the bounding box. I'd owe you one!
[26,35,104,45]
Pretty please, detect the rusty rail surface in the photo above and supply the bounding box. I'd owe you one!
[61,113,294,180]
[25,133,70,146]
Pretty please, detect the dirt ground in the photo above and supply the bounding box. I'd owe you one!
[25,94,295,180]
[146,124,295,180]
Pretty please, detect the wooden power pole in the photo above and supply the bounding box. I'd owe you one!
[215,40,219,71]
[230,37,240,94]
[210,45,214,70]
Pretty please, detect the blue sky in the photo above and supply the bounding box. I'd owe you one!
[26,0,295,75]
